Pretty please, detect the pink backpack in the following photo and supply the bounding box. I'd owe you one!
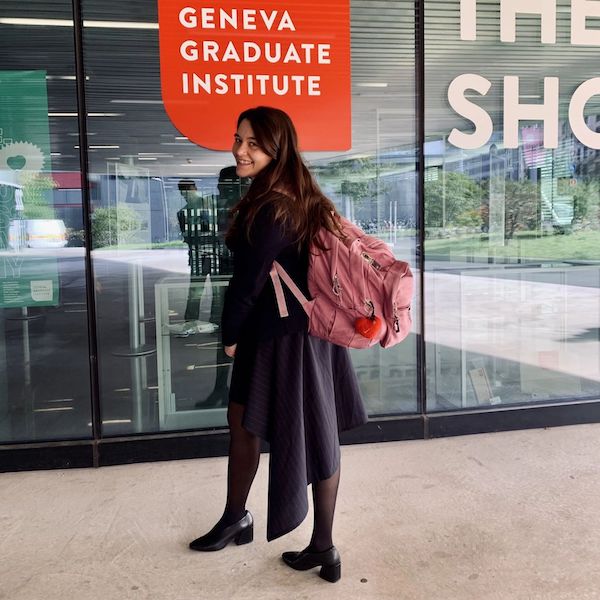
[269,217,413,349]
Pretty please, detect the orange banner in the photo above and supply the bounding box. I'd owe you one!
[158,1,351,151]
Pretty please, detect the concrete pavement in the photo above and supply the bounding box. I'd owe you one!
[2,423,600,599]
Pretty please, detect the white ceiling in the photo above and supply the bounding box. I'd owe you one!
[1,0,598,177]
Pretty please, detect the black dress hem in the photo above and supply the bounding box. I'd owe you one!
[228,330,367,541]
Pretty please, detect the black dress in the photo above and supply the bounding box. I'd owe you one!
[221,195,368,541]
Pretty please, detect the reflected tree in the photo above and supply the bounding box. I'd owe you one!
[503,180,540,239]
[424,171,484,228]
[572,180,600,229]
[92,205,141,248]
[22,174,56,219]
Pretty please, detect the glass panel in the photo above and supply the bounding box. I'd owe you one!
[312,1,419,417]
[0,2,92,442]
[82,0,418,436]
[425,0,600,410]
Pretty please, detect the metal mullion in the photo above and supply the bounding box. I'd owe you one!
[71,0,102,466]
[415,0,428,430]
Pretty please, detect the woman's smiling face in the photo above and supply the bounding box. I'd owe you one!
[232,119,273,178]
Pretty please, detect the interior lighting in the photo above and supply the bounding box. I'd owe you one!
[85,20,158,29]
[0,18,73,26]
[0,17,158,29]
[74,145,120,149]
[46,75,90,81]
[356,83,389,88]
[111,99,163,104]
[177,171,216,176]
[49,113,123,117]
[178,164,225,168]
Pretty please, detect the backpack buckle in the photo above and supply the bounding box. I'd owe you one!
[393,302,400,332]
[332,274,342,297]
[361,252,381,271]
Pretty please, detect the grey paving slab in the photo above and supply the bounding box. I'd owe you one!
[1,424,600,599]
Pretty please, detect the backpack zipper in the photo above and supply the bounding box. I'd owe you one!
[393,302,400,332]
[332,274,343,305]
[361,252,382,270]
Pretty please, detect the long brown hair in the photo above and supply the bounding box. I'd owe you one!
[225,106,343,249]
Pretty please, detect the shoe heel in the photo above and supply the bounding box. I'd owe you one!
[319,562,341,583]
[235,524,253,546]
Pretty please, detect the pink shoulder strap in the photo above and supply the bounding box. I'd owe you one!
[269,261,310,318]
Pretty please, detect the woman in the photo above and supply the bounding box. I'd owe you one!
[188,106,367,583]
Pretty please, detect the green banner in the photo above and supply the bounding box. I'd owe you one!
[0,256,59,308]
[0,70,52,174]
[0,72,60,308]
[0,71,53,250]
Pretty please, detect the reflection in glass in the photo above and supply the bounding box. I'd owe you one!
[425,0,600,410]
[83,0,419,435]
[0,5,92,442]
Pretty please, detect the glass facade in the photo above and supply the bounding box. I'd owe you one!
[81,0,418,436]
[425,0,600,410]
[0,0,599,467]
[0,1,92,443]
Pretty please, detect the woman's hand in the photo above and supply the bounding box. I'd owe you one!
[224,344,237,358]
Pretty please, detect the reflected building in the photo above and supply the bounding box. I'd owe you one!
[1,1,600,470]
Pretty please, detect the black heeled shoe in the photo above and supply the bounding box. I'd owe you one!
[189,511,253,552]
[281,546,341,583]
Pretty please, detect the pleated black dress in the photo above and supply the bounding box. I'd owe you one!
[222,196,368,541]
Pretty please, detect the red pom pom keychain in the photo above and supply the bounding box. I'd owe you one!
[355,300,382,340]
[355,314,382,339]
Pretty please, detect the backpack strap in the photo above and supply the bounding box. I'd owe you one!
[269,261,310,318]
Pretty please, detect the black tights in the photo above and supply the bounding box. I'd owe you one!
[220,401,340,551]
[221,401,260,525]
[308,466,340,552]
